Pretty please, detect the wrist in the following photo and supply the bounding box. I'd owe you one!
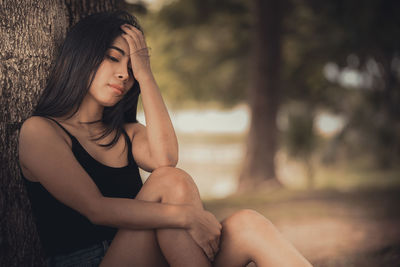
[135,71,154,84]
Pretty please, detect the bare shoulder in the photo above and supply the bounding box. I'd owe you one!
[19,116,71,174]
[20,116,53,135]
[18,116,69,181]
[19,116,70,145]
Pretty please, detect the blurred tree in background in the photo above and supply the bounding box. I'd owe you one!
[141,0,400,189]
[283,0,400,168]
[238,0,284,190]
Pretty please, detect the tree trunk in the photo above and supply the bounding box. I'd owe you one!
[239,0,283,192]
[0,1,118,266]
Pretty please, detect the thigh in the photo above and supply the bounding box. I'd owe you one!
[100,229,168,267]
[100,170,172,267]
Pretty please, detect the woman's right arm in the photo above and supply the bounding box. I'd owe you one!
[18,117,204,231]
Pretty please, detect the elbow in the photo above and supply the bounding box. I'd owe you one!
[167,153,179,167]
[153,139,179,168]
[156,153,178,168]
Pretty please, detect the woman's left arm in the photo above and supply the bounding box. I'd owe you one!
[121,24,178,171]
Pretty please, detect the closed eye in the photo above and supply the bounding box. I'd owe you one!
[107,55,119,62]
[107,55,133,76]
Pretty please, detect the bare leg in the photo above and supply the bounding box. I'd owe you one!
[100,228,168,267]
[100,172,169,267]
[101,167,312,267]
[152,167,211,267]
[101,167,210,267]
[213,209,313,267]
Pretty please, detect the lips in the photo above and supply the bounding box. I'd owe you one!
[109,84,124,95]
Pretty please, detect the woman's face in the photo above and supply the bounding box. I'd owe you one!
[87,35,135,107]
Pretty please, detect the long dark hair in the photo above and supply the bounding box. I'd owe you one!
[34,11,143,148]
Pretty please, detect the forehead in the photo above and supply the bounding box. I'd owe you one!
[109,35,129,55]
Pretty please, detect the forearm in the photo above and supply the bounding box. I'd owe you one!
[138,74,178,165]
[91,196,188,230]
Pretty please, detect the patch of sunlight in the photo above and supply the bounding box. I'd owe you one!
[210,179,237,199]
[339,68,364,88]
[315,112,345,137]
[323,62,340,82]
[323,60,371,90]
[275,150,309,189]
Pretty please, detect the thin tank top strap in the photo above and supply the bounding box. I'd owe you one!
[43,116,75,140]
[121,128,135,165]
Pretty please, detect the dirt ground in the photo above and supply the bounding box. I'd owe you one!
[204,186,400,267]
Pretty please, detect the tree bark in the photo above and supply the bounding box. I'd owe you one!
[0,1,117,266]
[64,0,120,27]
[239,0,283,191]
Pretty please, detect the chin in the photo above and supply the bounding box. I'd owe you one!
[104,101,121,107]
[100,98,122,107]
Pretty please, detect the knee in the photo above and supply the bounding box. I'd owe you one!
[222,209,275,238]
[150,167,199,203]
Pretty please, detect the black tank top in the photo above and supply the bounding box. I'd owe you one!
[22,116,143,257]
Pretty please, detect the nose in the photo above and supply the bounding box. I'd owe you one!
[116,67,129,81]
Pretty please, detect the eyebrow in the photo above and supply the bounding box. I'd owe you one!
[109,46,125,56]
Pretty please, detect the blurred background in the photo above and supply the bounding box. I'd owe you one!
[126,0,400,265]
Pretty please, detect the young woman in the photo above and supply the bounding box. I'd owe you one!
[19,11,312,267]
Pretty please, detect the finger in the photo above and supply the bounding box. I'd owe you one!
[121,26,141,48]
[121,28,140,45]
[121,33,139,51]
[122,24,147,48]
[122,34,146,55]
[207,244,215,262]
[123,24,143,36]
[202,243,214,262]
[122,33,147,55]
[134,29,147,48]
[210,239,219,256]
[121,24,142,42]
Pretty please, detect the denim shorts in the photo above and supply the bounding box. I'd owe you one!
[46,240,112,267]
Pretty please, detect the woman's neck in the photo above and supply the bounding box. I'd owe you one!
[62,95,105,135]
